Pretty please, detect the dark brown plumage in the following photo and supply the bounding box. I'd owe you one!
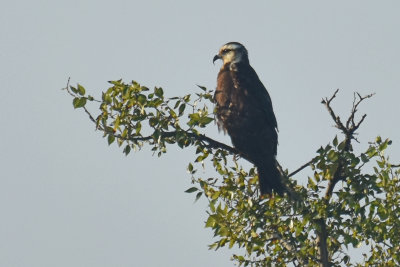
[213,42,284,195]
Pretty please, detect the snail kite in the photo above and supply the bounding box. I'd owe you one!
[213,42,284,195]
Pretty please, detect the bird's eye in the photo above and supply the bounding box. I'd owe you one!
[222,49,230,54]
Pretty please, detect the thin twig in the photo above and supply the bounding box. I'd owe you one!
[62,77,72,94]
[288,159,314,177]
[83,106,98,125]
[321,89,347,133]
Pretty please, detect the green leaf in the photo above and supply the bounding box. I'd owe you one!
[73,97,87,109]
[219,227,229,237]
[379,139,389,151]
[108,79,122,85]
[308,177,317,190]
[229,238,236,249]
[104,94,112,104]
[333,135,338,147]
[211,191,220,200]
[187,162,194,172]
[200,116,214,126]
[155,87,164,98]
[77,84,86,96]
[113,116,120,131]
[361,153,369,163]
[141,86,149,91]
[197,85,207,91]
[123,144,131,155]
[188,113,200,126]
[338,141,346,150]
[70,86,78,94]
[366,146,377,157]
[135,122,142,135]
[178,104,186,116]
[183,94,191,102]
[377,160,385,168]
[185,187,198,193]
[327,150,338,161]
[195,192,202,202]
[121,128,128,138]
[107,134,115,145]
[205,215,216,228]
[137,94,147,105]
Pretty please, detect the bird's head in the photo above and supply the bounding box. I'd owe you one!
[213,42,249,66]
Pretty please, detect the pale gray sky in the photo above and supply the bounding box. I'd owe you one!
[1,1,399,266]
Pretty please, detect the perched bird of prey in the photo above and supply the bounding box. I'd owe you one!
[213,42,284,195]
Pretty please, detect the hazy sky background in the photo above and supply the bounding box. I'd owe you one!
[1,1,399,266]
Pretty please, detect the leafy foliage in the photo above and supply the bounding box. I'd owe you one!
[65,80,400,267]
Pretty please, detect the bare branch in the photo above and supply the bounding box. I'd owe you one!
[353,114,367,132]
[321,88,339,106]
[346,92,374,131]
[321,89,347,133]
[62,77,72,95]
[346,92,358,129]
[323,91,374,199]
[83,106,98,125]
[288,159,314,177]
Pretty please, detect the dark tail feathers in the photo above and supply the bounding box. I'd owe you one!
[257,160,285,196]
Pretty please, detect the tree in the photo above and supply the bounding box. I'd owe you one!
[65,79,400,266]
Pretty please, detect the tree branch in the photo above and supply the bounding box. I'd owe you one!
[316,218,330,267]
[111,130,244,158]
[323,90,373,199]
[288,159,314,177]
[321,89,347,133]
[346,92,375,130]
[317,90,373,266]
[270,232,308,266]
[65,77,323,206]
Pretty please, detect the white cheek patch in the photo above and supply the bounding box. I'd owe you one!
[224,52,242,65]
[224,52,235,62]
[223,51,242,64]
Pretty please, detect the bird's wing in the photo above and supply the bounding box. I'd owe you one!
[231,63,278,130]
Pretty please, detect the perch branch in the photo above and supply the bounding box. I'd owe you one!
[64,78,317,198]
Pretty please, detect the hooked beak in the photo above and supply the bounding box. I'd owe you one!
[213,54,221,65]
